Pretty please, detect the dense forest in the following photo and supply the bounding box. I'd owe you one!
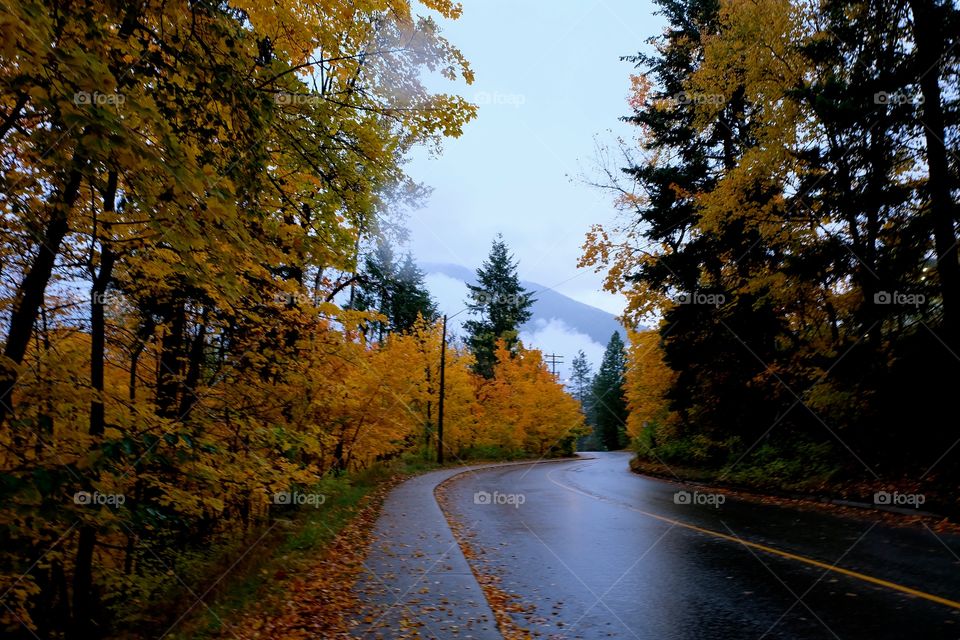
[584,0,960,490]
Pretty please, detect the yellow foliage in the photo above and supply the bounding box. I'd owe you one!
[0,0,479,632]
[623,329,679,440]
[478,341,588,456]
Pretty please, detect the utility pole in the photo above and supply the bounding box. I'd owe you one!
[436,307,472,464]
[437,314,447,464]
[544,353,563,377]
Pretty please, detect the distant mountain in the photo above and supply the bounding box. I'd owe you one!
[421,262,624,346]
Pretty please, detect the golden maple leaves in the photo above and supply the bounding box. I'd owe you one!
[0,0,482,634]
[623,329,678,442]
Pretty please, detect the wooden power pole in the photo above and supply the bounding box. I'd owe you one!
[544,353,563,377]
[437,314,447,464]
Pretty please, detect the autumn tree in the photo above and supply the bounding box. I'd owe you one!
[432,345,484,458]
[624,329,678,451]
[584,0,960,481]
[0,0,477,636]
[480,341,586,457]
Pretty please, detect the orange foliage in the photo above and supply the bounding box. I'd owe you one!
[623,329,679,440]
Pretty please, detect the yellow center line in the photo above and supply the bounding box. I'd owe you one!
[546,466,960,611]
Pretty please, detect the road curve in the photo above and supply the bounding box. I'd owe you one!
[440,452,960,639]
[352,459,575,639]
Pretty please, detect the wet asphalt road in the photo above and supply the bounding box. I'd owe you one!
[441,452,960,639]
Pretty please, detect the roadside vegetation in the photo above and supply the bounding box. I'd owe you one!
[0,2,583,637]
[583,0,960,501]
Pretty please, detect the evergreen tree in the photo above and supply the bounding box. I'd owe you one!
[591,332,628,450]
[570,350,592,411]
[620,0,788,446]
[391,253,438,332]
[586,0,960,472]
[464,235,534,377]
[355,241,437,338]
[354,239,396,341]
[571,349,598,450]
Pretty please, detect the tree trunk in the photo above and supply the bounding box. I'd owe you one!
[178,310,207,418]
[157,300,186,418]
[70,526,98,640]
[0,165,84,427]
[90,171,118,438]
[72,170,119,640]
[909,0,960,344]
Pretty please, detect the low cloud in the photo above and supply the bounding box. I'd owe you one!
[425,272,610,382]
[520,317,605,383]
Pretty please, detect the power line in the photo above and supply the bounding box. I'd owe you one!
[543,353,563,377]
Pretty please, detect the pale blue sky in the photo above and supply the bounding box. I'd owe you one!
[406,0,663,318]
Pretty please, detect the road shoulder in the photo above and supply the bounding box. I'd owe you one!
[352,459,578,639]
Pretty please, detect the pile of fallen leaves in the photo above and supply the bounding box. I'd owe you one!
[219,477,407,639]
[435,478,534,640]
